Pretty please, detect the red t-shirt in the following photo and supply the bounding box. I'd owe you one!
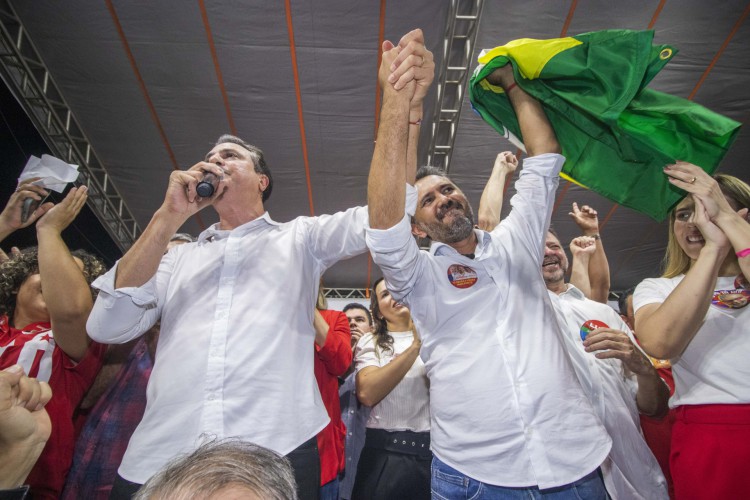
[315,310,352,485]
[0,316,106,500]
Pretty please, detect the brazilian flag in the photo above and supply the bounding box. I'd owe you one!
[469,30,741,221]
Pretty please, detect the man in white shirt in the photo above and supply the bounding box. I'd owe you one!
[86,30,430,500]
[367,34,612,497]
[544,230,670,499]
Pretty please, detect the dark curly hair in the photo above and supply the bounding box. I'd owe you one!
[0,246,107,323]
[369,278,395,356]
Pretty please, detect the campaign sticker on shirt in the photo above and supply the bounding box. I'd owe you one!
[650,357,672,370]
[711,288,750,309]
[580,319,608,342]
[447,264,478,289]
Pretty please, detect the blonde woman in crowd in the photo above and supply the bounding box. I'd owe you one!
[634,163,750,499]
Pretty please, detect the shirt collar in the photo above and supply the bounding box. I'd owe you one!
[430,229,491,258]
[558,283,585,300]
[197,212,279,243]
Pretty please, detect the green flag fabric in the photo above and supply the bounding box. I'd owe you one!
[469,29,741,221]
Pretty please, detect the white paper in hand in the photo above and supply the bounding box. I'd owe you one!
[19,154,80,193]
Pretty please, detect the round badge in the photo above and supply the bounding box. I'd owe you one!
[580,319,609,341]
[712,289,750,309]
[447,264,478,289]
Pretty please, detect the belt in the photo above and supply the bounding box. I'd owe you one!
[365,428,431,457]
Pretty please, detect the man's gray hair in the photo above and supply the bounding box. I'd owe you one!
[170,233,196,244]
[415,165,450,182]
[134,438,297,500]
[215,134,273,202]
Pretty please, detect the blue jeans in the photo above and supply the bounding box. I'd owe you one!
[431,457,609,499]
[320,477,339,500]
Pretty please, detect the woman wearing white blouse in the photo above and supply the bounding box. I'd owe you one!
[351,278,430,500]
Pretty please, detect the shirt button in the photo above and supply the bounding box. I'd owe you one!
[348,432,352,436]
[208,394,216,401]
[349,410,355,414]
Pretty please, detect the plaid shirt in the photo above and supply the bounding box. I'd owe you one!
[61,338,152,499]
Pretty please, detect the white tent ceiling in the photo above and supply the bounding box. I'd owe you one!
[4,0,749,293]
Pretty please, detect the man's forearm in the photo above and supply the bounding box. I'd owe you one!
[115,210,182,289]
[569,253,593,298]
[368,90,411,229]
[406,104,422,185]
[0,440,47,489]
[587,239,611,303]
[37,228,93,361]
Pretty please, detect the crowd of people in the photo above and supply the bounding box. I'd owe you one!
[0,28,748,500]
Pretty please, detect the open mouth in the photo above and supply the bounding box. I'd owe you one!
[686,234,705,244]
[437,203,464,221]
[542,258,560,269]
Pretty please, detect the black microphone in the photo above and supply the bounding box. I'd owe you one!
[21,198,39,223]
[196,172,220,198]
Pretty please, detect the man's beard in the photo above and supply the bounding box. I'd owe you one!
[542,257,566,286]
[419,203,475,243]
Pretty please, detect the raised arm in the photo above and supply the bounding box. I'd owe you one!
[398,31,434,185]
[367,44,416,229]
[369,29,433,228]
[478,152,518,231]
[568,236,597,298]
[486,65,560,156]
[569,203,610,302]
[635,197,729,359]
[35,187,94,362]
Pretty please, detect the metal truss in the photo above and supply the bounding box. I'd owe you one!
[0,0,140,251]
[426,0,484,172]
[323,288,369,300]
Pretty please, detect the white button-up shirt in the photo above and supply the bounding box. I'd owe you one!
[88,208,367,484]
[549,285,668,499]
[366,153,611,489]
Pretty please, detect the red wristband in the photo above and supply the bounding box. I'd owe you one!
[409,118,422,126]
[505,82,518,93]
[737,248,750,258]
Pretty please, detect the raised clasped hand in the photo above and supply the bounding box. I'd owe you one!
[379,29,434,105]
